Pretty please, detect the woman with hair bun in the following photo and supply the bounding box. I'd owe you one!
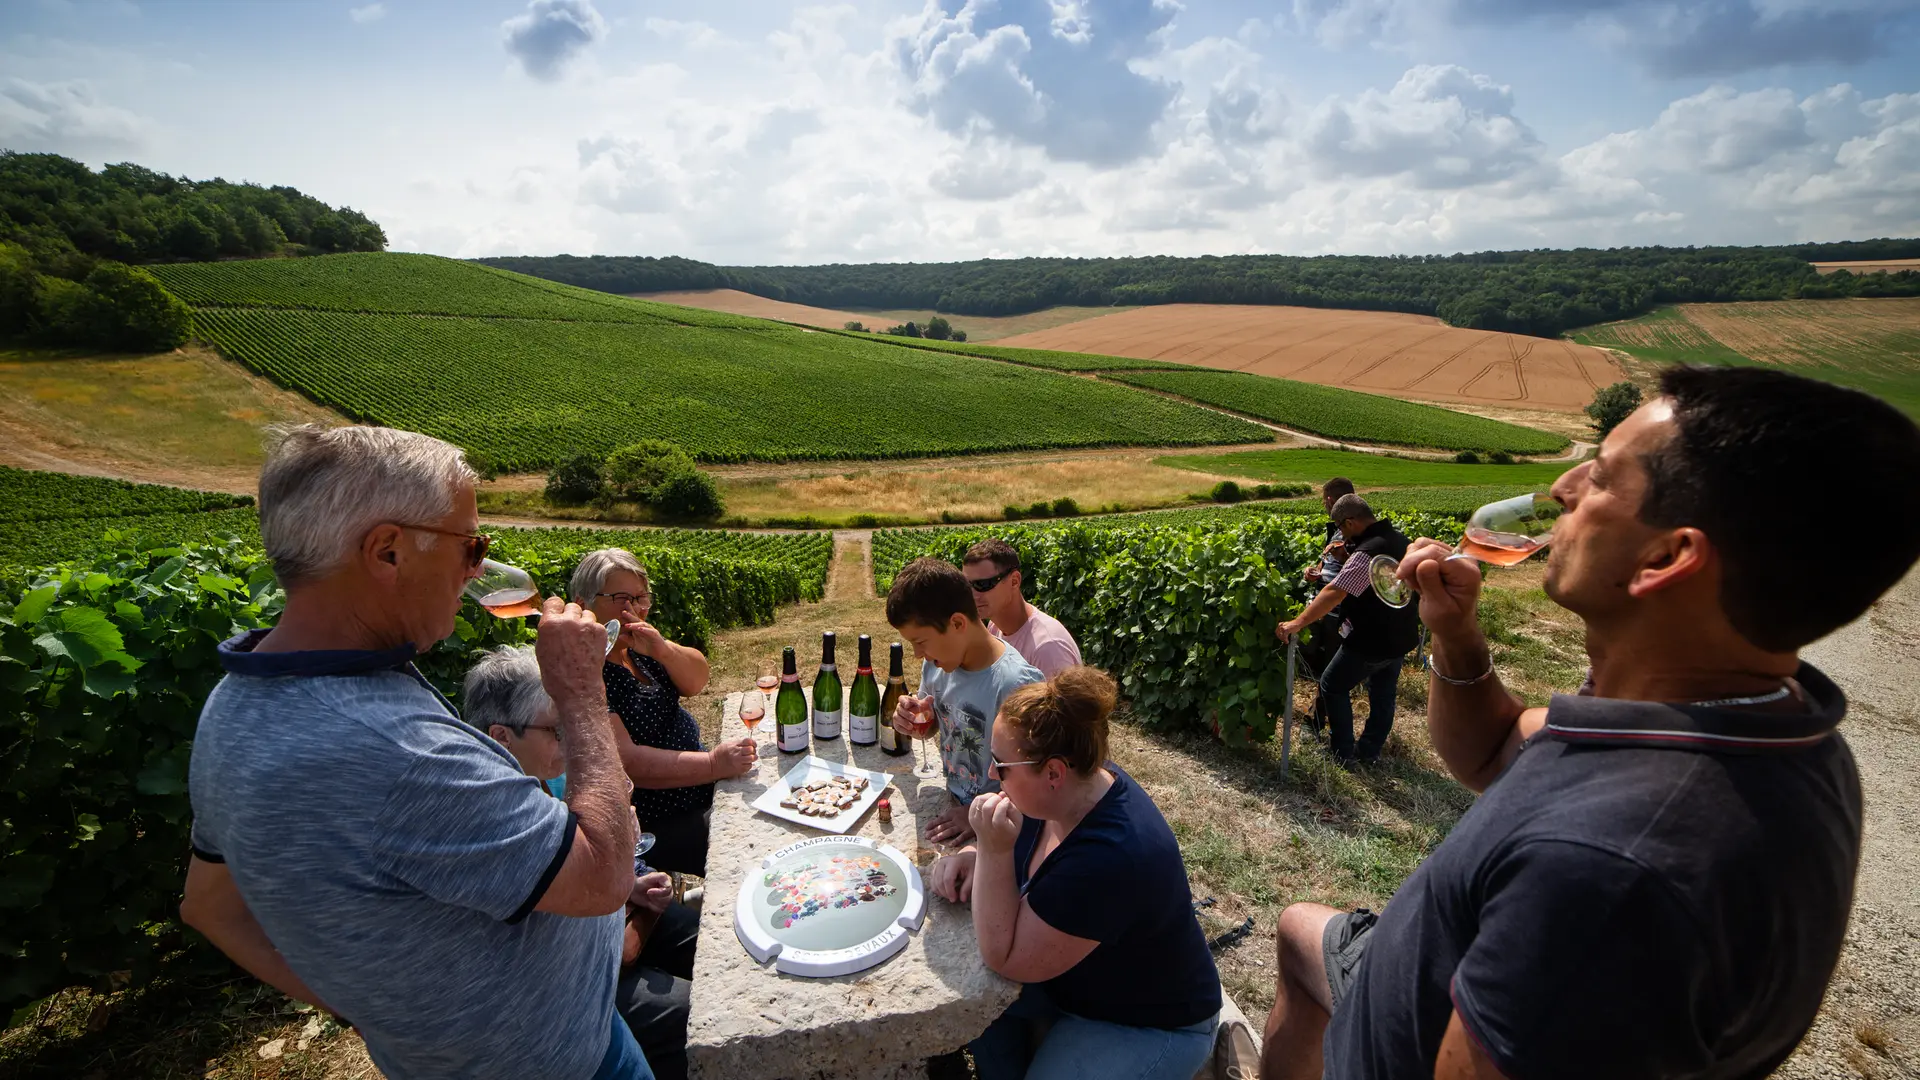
[929,666,1221,1079]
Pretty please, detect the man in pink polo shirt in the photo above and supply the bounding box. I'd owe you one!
[961,539,1083,678]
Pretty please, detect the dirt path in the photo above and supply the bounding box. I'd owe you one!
[1779,565,1920,1079]
[826,530,874,601]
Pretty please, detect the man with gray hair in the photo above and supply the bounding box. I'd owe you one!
[1276,494,1423,767]
[180,425,655,1079]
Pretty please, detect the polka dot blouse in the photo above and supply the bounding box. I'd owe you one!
[604,653,713,823]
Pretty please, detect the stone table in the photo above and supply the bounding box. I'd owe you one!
[686,691,1018,1080]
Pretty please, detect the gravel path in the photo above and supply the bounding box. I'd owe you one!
[1779,565,1920,1079]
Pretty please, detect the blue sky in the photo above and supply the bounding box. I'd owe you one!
[3,0,1917,264]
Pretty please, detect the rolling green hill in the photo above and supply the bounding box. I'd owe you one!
[151,254,1271,468]
[1109,370,1571,455]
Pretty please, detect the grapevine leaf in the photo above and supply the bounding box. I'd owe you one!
[146,557,187,586]
[196,573,241,596]
[75,814,102,843]
[13,585,58,626]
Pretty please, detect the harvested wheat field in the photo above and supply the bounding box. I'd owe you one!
[1679,298,1920,369]
[1812,259,1920,276]
[635,289,876,329]
[634,289,1121,341]
[995,304,1623,412]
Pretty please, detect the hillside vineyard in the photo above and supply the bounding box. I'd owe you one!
[151,255,1274,469]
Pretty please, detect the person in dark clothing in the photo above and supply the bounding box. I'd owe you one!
[1277,494,1422,766]
[1300,477,1357,737]
[572,548,755,877]
[1260,366,1920,1080]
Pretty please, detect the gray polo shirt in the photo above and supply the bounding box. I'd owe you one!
[189,630,621,1080]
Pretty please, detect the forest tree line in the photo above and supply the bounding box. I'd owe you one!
[480,238,1920,338]
[0,151,388,351]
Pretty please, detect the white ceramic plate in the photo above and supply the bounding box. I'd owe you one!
[733,834,927,977]
[749,755,892,835]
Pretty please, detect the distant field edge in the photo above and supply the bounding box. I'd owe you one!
[1569,299,1920,418]
[1106,369,1570,455]
[815,326,1191,372]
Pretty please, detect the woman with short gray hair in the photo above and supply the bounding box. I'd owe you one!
[574,548,755,878]
[463,646,565,797]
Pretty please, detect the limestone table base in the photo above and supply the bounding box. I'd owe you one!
[686,691,1017,1080]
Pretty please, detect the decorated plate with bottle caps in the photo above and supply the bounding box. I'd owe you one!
[750,755,891,835]
[733,834,927,978]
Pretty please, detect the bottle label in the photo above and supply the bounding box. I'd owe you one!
[780,720,810,752]
[849,711,878,742]
[812,709,841,739]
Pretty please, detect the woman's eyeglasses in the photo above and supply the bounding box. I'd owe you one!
[596,591,651,609]
[396,524,492,568]
[966,567,1015,593]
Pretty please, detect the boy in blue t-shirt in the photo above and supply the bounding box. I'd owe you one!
[887,557,1045,847]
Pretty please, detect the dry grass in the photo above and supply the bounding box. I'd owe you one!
[0,344,342,494]
[1813,260,1920,276]
[717,456,1240,525]
[996,304,1623,413]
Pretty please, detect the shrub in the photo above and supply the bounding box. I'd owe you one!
[81,261,193,352]
[1003,505,1024,520]
[1586,381,1643,439]
[649,467,725,520]
[544,452,605,505]
[1051,497,1080,517]
[604,439,697,501]
[1454,450,1482,464]
[950,330,967,342]
[1027,500,1053,518]
[1488,450,1515,465]
[925,316,952,341]
[1211,480,1244,503]
[843,320,865,332]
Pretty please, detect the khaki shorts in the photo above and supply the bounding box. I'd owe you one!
[1321,908,1378,1012]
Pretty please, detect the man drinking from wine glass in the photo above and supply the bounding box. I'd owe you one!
[1275,494,1422,768]
[180,424,654,1080]
[1261,366,1920,1080]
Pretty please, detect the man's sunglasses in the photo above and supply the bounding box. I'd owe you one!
[397,524,493,568]
[966,567,1015,593]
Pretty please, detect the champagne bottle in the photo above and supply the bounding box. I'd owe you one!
[878,641,911,757]
[812,631,843,741]
[776,646,809,754]
[848,634,880,746]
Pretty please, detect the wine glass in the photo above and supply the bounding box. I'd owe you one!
[1370,492,1564,609]
[902,696,943,780]
[465,558,622,653]
[739,692,766,748]
[755,670,779,711]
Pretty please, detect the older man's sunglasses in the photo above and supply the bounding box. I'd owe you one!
[966,567,1015,593]
[398,524,493,568]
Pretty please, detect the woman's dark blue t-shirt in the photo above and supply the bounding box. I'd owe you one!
[1013,764,1220,1029]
